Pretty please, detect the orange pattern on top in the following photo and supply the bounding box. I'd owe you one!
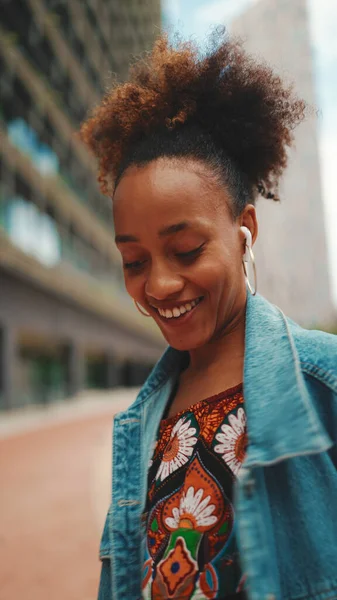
[154,385,244,460]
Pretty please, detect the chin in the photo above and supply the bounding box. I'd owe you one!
[161,330,212,352]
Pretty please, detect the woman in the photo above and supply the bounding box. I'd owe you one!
[80,31,337,600]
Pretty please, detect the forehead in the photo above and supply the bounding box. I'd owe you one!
[113,158,230,232]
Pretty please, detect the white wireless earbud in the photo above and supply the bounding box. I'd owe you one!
[240,226,257,295]
[240,226,252,263]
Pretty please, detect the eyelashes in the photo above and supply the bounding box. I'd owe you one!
[123,243,206,272]
[175,243,205,262]
[176,243,205,258]
[123,260,146,271]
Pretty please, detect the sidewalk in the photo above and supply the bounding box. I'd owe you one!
[0,388,137,600]
[0,387,138,439]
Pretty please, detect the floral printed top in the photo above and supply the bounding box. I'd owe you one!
[142,383,247,600]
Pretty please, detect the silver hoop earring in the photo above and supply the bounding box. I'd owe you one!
[134,300,151,317]
[242,245,257,296]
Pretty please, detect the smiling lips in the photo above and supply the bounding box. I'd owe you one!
[154,297,203,319]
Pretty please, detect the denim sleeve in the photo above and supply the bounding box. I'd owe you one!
[97,559,111,600]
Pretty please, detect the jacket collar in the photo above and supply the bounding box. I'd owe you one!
[243,292,332,466]
[130,293,332,466]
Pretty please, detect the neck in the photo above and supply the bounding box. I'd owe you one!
[187,297,247,381]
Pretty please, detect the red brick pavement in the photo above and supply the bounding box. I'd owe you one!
[0,395,133,600]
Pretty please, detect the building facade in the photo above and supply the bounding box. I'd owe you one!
[0,0,164,410]
[232,0,335,326]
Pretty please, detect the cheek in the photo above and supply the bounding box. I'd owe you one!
[193,249,241,299]
[195,254,233,288]
[124,275,144,300]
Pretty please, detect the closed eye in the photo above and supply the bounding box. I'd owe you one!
[123,243,205,271]
[176,243,205,259]
[123,260,146,271]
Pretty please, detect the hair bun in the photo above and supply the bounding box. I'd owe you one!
[80,28,306,198]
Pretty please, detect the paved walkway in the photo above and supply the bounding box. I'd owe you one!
[0,389,136,600]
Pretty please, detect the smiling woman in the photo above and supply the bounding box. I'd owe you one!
[112,157,250,353]
[80,28,337,600]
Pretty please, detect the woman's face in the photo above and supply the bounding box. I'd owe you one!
[113,158,257,351]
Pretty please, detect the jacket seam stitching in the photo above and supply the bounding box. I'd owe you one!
[279,309,308,394]
[279,309,333,426]
[113,376,171,424]
[130,372,172,409]
[300,362,337,394]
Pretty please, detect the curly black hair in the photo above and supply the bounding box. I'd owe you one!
[80,29,306,215]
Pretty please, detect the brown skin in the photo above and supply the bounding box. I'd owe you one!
[114,157,258,415]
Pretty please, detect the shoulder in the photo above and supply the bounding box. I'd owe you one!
[287,318,337,392]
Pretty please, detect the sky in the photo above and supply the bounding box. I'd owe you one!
[162,0,337,308]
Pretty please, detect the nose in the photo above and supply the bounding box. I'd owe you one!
[145,262,184,301]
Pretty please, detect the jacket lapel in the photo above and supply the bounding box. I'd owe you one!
[243,293,332,466]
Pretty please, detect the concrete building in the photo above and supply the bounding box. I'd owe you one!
[232,0,335,326]
[0,0,164,410]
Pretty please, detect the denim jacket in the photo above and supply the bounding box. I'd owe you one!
[98,293,337,600]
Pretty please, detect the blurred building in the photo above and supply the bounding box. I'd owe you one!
[0,0,164,410]
[232,0,335,326]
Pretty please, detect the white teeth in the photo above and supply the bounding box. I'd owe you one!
[158,298,201,319]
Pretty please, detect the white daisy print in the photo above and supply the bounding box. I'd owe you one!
[156,416,197,482]
[214,407,247,475]
[165,486,218,530]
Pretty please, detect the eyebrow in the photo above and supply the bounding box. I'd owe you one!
[115,221,190,244]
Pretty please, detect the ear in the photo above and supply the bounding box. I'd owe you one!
[240,204,258,245]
